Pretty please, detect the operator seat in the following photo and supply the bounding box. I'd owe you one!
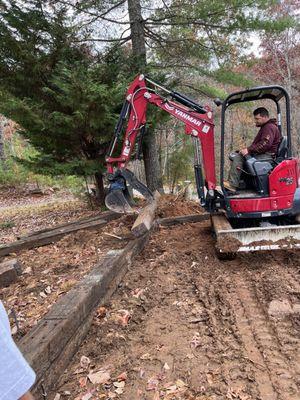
[228,136,288,195]
[274,136,288,163]
[243,136,288,195]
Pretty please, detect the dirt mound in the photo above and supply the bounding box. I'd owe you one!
[157,195,202,218]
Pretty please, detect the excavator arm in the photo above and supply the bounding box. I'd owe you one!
[105,74,217,213]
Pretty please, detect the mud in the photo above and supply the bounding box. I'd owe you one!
[55,198,300,400]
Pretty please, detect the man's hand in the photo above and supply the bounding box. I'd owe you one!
[240,148,249,156]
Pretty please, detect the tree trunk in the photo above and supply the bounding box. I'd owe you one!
[142,129,164,191]
[127,0,146,67]
[127,0,164,193]
[94,172,105,205]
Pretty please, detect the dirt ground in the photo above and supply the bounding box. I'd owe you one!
[0,187,91,244]
[53,198,300,400]
[0,191,199,340]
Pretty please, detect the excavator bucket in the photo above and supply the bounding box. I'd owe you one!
[105,169,154,214]
[212,214,300,256]
[105,187,136,214]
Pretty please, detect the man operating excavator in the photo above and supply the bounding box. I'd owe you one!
[224,107,281,193]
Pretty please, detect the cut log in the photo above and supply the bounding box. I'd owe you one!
[0,212,121,258]
[0,259,22,287]
[131,191,161,237]
[18,234,149,398]
[158,213,210,226]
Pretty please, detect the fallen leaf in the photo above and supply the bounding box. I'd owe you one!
[140,369,145,378]
[186,353,194,359]
[113,381,125,388]
[81,392,93,400]
[115,387,124,395]
[11,325,18,335]
[165,384,177,394]
[39,291,47,298]
[190,333,201,348]
[96,306,107,318]
[206,373,214,385]
[153,392,160,400]
[53,394,61,400]
[80,356,91,369]
[131,288,145,298]
[147,376,159,391]
[88,370,111,385]
[117,372,127,381]
[140,353,151,360]
[79,376,87,388]
[163,363,170,371]
[116,309,131,326]
[45,285,52,294]
[157,372,166,381]
[175,379,187,388]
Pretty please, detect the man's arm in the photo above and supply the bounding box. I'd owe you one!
[247,125,276,155]
[0,302,36,400]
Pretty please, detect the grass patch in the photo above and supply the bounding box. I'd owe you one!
[0,220,15,229]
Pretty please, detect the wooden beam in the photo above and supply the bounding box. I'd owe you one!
[131,191,161,237]
[211,213,232,233]
[21,211,117,239]
[0,212,121,258]
[0,259,22,287]
[158,213,210,227]
[18,234,149,398]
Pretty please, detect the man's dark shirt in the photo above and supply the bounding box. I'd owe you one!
[248,118,281,155]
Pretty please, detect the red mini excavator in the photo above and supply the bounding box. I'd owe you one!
[105,74,300,255]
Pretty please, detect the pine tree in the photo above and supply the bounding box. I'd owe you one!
[0,1,130,203]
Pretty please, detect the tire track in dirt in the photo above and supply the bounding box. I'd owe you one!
[226,271,300,400]
[192,272,263,400]
[246,259,300,387]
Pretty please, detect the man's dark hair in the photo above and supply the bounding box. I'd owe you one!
[253,107,269,117]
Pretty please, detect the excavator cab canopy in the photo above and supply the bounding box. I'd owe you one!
[221,85,292,156]
[224,86,287,106]
[220,85,293,191]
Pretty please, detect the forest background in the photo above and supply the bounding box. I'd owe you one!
[0,0,299,203]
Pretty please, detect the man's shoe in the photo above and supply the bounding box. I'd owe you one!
[223,181,237,194]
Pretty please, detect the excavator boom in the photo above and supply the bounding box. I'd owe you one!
[105,74,217,213]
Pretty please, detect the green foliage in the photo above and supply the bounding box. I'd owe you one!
[0,1,132,181]
[166,138,194,189]
[0,220,15,229]
[212,69,255,88]
[0,134,84,192]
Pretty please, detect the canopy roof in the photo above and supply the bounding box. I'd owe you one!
[225,86,287,107]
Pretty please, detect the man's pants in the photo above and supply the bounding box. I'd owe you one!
[228,153,274,188]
